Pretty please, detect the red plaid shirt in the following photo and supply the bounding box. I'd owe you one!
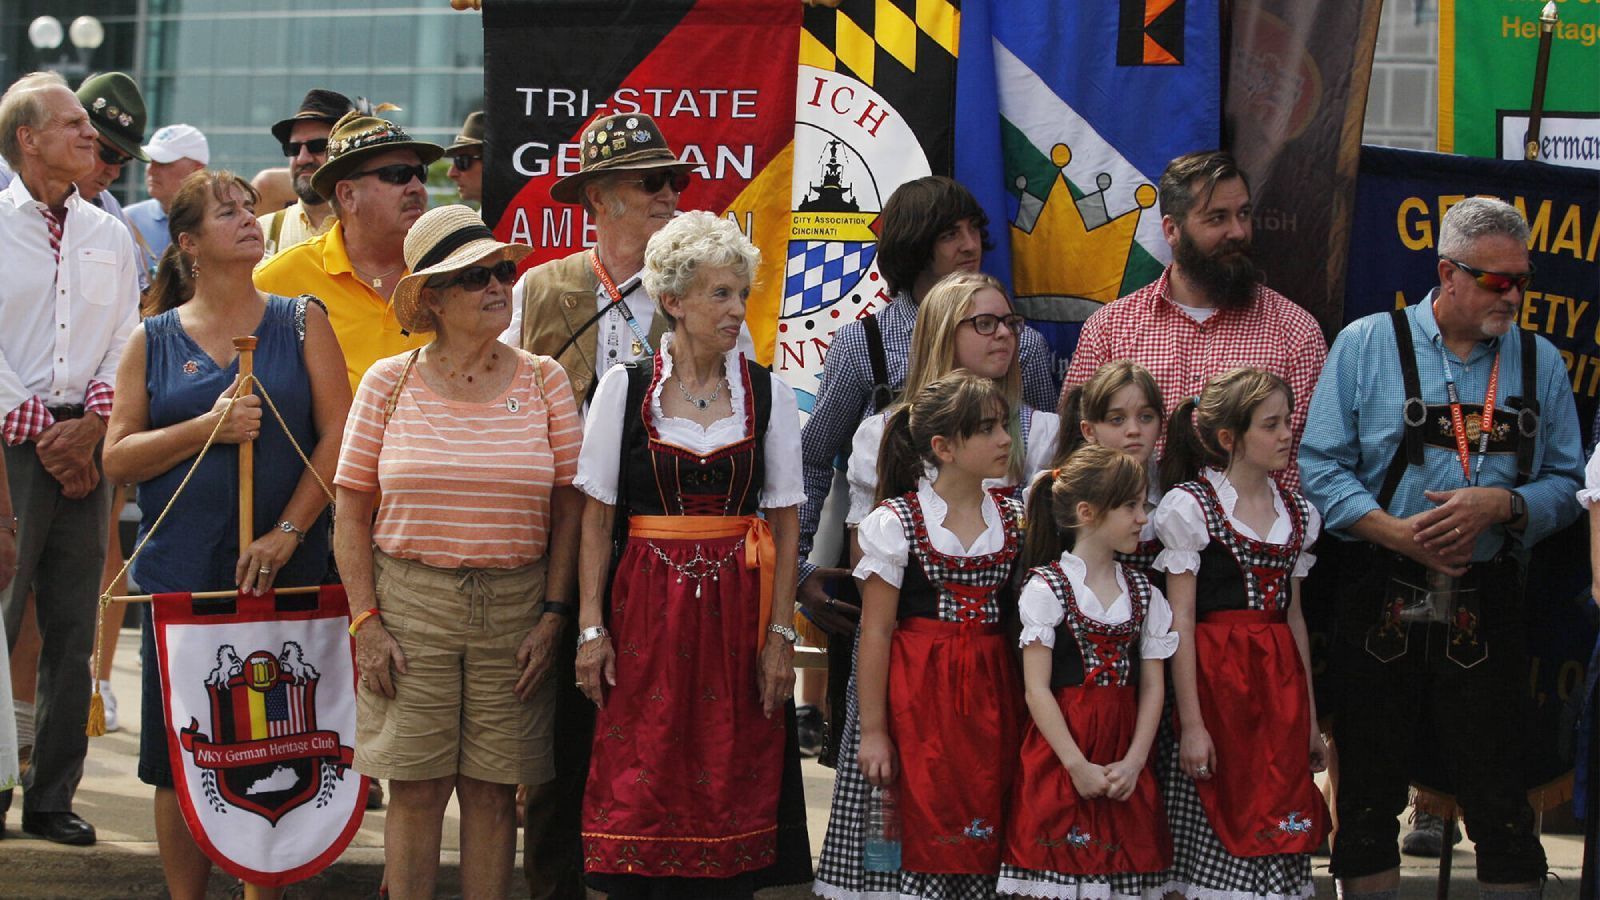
[2,379,114,446]
[1061,267,1327,491]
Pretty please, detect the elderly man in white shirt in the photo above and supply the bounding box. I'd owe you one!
[0,72,141,847]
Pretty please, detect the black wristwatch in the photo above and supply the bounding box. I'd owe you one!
[1507,490,1527,523]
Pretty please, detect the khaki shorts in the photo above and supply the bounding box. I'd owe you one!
[355,550,555,784]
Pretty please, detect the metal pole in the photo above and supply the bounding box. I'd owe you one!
[1524,1,1559,161]
[1437,805,1456,899]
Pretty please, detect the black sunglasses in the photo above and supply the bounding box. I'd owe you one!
[958,312,1025,336]
[97,143,132,166]
[281,138,329,158]
[450,155,481,171]
[621,170,691,195]
[434,260,519,292]
[352,163,428,186]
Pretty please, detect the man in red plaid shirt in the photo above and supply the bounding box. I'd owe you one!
[0,73,140,846]
[1060,151,1326,491]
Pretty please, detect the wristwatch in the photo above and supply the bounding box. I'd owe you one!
[277,520,307,544]
[576,625,610,649]
[767,623,798,643]
[1508,490,1527,522]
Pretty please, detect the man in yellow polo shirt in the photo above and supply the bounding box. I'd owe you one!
[256,110,441,391]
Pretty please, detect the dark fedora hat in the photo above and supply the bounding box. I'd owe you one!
[550,113,694,205]
[310,110,443,201]
[445,111,485,155]
[76,72,148,162]
[271,89,355,145]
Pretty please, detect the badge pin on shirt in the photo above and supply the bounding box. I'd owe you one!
[506,397,520,413]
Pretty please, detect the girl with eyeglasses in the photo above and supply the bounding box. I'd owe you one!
[841,271,1059,536]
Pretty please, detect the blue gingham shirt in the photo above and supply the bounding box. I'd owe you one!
[797,291,1060,580]
[1298,290,1583,561]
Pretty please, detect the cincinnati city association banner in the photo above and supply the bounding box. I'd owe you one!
[1345,145,1599,806]
[154,588,363,886]
[1440,0,1600,169]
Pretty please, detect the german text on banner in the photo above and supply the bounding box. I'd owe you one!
[154,587,364,887]
[1343,146,1599,810]
[1439,0,1600,167]
[954,0,1220,359]
[776,0,960,411]
[480,0,799,363]
[1225,0,1383,332]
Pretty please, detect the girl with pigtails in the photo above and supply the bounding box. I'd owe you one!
[998,445,1178,899]
[1151,367,1329,900]
[816,371,1025,900]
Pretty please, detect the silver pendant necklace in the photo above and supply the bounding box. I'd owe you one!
[675,376,723,410]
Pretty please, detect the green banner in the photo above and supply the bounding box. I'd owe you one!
[1440,0,1600,167]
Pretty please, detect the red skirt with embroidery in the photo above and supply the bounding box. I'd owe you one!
[1005,685,1171,875]
[1184,611,1329,857]
[581,532,785,878]
[888,617,1022,874]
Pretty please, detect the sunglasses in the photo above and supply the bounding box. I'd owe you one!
[1443,256,1535,294]
[958,312,1025,336]
[353,163,428,186]
[450,155,481,171]
[97,143,132,166]
[621,170,691,195]
[436,260,519,292]
[281,138,329,158]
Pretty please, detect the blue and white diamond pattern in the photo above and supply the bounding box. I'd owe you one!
[783,240,876,315]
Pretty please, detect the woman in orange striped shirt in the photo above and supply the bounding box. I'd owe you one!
[333,206,583,900]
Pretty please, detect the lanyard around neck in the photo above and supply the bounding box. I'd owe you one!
[588,250,653,357]
[1436,340,1499,486]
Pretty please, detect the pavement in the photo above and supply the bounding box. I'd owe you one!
[0,629,1589,898]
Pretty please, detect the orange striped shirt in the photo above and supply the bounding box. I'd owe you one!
[335,349,582,569]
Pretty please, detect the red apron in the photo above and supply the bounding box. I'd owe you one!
[1005,685,1171,875]
[888,617,1022,874]
[1184,609,1329,857]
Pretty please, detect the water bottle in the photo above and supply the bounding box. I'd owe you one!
[863,785,902,872]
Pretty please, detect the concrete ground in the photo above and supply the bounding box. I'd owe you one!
[0,629,1588,898]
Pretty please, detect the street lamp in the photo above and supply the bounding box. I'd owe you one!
[28,14,104,79]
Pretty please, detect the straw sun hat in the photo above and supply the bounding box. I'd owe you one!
[390,205,531,334]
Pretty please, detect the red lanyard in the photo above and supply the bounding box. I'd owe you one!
[587,250,653,356]
[1440,348,1499,484]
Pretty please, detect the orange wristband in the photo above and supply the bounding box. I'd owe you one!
[348,608,380,636]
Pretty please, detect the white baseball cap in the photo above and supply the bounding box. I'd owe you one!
[142,124,210,165]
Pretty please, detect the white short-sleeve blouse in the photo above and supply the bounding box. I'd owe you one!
[1151,468,1321,577]
[1017,551,1180,659]
[853,478,1008,589]
[574,333,805,508]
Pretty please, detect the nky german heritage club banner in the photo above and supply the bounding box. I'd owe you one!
[154,588,364,886]
[1440,0,1600,168]
[481,0,799,365]
[1345,145,1599,805]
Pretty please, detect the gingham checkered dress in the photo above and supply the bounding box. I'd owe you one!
[814,490,1022,900]
[1152,476,1316,900]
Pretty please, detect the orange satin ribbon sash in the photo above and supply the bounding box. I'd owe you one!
[628,515,776,650]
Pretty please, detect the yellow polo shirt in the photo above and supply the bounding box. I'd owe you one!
[254,222,429,393]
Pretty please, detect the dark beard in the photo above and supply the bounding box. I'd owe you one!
[1174,229,1259,309]
[293,172,325,207]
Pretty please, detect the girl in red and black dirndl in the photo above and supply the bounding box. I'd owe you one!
[815,373,1024,900]
[998,446,1178,900]
[1056,361,1168,581]
[1151,368,1328,900]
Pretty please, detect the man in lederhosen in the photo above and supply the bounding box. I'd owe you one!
[1299,197,1582,899]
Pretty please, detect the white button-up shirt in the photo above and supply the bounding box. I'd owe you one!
[0,175,140,416]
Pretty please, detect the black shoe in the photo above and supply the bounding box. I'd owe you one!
[1400,810,1461,857]
[796,704,825,759]
[21,811,96,845]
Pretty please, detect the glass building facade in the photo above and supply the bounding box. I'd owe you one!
[1,0,486,206]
